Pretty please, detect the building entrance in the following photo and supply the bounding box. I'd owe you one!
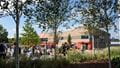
[82,43,88,50]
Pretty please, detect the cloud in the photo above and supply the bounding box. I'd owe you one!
[8,28,24,38]
[8,28,15,38]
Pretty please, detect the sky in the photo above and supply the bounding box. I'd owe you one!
[0,15,120,39]
[0,16,42,38]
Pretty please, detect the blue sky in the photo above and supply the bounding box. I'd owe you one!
[0,15,119,39]
[0,16,42,38]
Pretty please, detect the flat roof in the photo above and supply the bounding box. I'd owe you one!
[111,42,120,44]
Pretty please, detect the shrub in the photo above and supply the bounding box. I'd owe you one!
[110,47,120,58]
[66,49,109,63]
[0,58,6,68]
[93,52,108,61]
[111,55,120,68]
[0,56,69,68]
[67,50,91,63]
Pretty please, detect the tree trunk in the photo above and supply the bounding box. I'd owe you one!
[15,19,19,68]
[92,35,95,55]
[104,9,111,68]
[15,0,20,68]
[106,27,111,68]
[53,23,57,60]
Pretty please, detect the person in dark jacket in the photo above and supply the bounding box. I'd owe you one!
[13,42,21,57]
[0,43,6,59]
[62,42,68,56]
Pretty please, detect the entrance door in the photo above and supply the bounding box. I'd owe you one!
[82,43,88,50]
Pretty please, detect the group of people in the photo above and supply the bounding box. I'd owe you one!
[0,43,56,59]
[23,45,55,57]
[0,43,21,59]
[0,42,74,59]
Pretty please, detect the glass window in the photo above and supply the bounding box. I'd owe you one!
[40,38,48,41]
[81,35,89,39]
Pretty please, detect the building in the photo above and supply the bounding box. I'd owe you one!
[111,39,120,46]
[39,26,110,50]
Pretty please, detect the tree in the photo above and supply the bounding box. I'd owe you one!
[24,0,70,44]
[0,25,8,43]
[67,34,72,45]
[21,22,40,47]
[24,0,71,59]
[8,38,15,43]
[115,0,120,14]
[0,0,32,68]
[74,0,119,68]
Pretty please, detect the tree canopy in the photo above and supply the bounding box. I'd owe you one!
[0,24,8,43]
[73,0,119,33]
[0,0,39,68]
[73,1,119,68]
[24,0,71,44]
[21,22,40,47]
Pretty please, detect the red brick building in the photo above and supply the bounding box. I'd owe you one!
[39,26,110,50]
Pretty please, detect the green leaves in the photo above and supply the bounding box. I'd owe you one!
[24,0,70,30]
[23,0,71,44]
[75,0,118,33]
[21,22,40,47]
[0,25,8,43]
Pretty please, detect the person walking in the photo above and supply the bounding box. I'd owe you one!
[0,43,6,59]
[62,42,68,56]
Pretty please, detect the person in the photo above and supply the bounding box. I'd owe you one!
[32,46,35,56]
[0,43,6,59]
[13,42,21,57]
[62,42,68,56]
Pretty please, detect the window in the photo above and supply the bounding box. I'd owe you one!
[82,43,88,50]
[83,45,88,50]
[40,38,48,41]
[81,35,89,39]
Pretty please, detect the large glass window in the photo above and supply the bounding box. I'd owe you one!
[40,38,48,41]
[80,35,89,39]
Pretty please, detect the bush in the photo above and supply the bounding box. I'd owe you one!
[66,49,109,63]
[0,56,69,68]
[111,55,120,68]
[0,46,120,68]
[93,52,108,61]
[66,47,120,64]
[110,47,120,58]
[67,50,91,63]
[0,58,6,68]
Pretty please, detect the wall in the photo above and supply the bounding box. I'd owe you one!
[39,27,110,49]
